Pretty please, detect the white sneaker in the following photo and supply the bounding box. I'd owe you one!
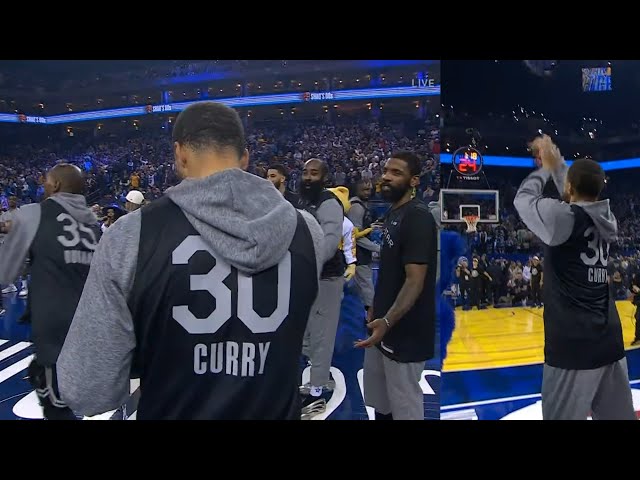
[18,288,28,298]
[2,285,17,294]
[0,309,5,316]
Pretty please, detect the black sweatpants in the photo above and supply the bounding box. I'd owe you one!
[531,280,542,305]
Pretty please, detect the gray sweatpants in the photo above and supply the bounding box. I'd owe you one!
[363,346,424,420]
[303,276,345,387]
[353,265,375,308]
[542,357,636,420]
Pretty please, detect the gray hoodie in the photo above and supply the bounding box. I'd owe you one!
[0,193,97,284]
[513,162,617,247]
[57,168,324,417]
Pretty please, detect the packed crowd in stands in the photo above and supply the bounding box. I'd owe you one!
[444,166,640,258]
[0,114,439,226]
[450,255,544,309]
[444,179,640,307]
[447,250,640,310]
[444,166,640,307]
[450,251,640,309]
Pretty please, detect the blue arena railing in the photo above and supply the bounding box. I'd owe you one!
[439,153,640,172]
[0,85,440,125]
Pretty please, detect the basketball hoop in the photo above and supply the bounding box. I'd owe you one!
[463,215,479,233]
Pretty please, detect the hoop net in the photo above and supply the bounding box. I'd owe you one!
[463,215,479,233]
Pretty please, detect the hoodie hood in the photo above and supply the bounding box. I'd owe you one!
[574,199,618,242]
[50,192,97,225]
[165,168,298,275]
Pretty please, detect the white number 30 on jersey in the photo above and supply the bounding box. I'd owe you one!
[171,235,291,335]
[580,226,609,267]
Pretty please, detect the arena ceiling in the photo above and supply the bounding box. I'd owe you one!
[0,60,436,91]
[444,60,636,127]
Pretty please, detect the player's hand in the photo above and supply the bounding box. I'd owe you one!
[354,318,389,348]
[344,264,356,281]
[632,285,640,293]
[533,135,563,171]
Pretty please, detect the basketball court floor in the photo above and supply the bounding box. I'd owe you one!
[0,282,441,420]
[441,301,640,419]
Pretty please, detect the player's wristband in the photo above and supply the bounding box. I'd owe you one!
[383,317,391,329]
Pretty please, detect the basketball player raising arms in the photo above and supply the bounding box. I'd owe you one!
[514,135,635,420]
[57,102,324,420]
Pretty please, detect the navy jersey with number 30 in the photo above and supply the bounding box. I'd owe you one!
[127,197,318,420]
[542,204,624,370]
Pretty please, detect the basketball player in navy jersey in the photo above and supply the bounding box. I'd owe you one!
[0,164,100,420]
[514,135,635,420]
[57,102,325,420]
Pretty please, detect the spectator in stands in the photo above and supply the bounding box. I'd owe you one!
[125,190,145,212]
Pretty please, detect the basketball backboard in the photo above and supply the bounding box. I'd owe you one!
[440,189,500,224]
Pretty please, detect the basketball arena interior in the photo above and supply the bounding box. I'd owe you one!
[0,60,440,420]
[441,60,640,420]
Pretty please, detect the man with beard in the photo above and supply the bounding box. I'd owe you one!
[347,179,379,318]
[355,151,437,420]
[267,163,303,208]
[0,164,101,420]
[298,158,345,417]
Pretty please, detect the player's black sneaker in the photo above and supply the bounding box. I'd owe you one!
[300,390,332,420]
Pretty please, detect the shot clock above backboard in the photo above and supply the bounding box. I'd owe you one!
[452,146,484,176]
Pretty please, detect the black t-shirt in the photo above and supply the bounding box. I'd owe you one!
[530,263,543,284]
[456,265,471,288]
[470,264,483,286]
[487,263,502,284]
[373,198,437,363]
